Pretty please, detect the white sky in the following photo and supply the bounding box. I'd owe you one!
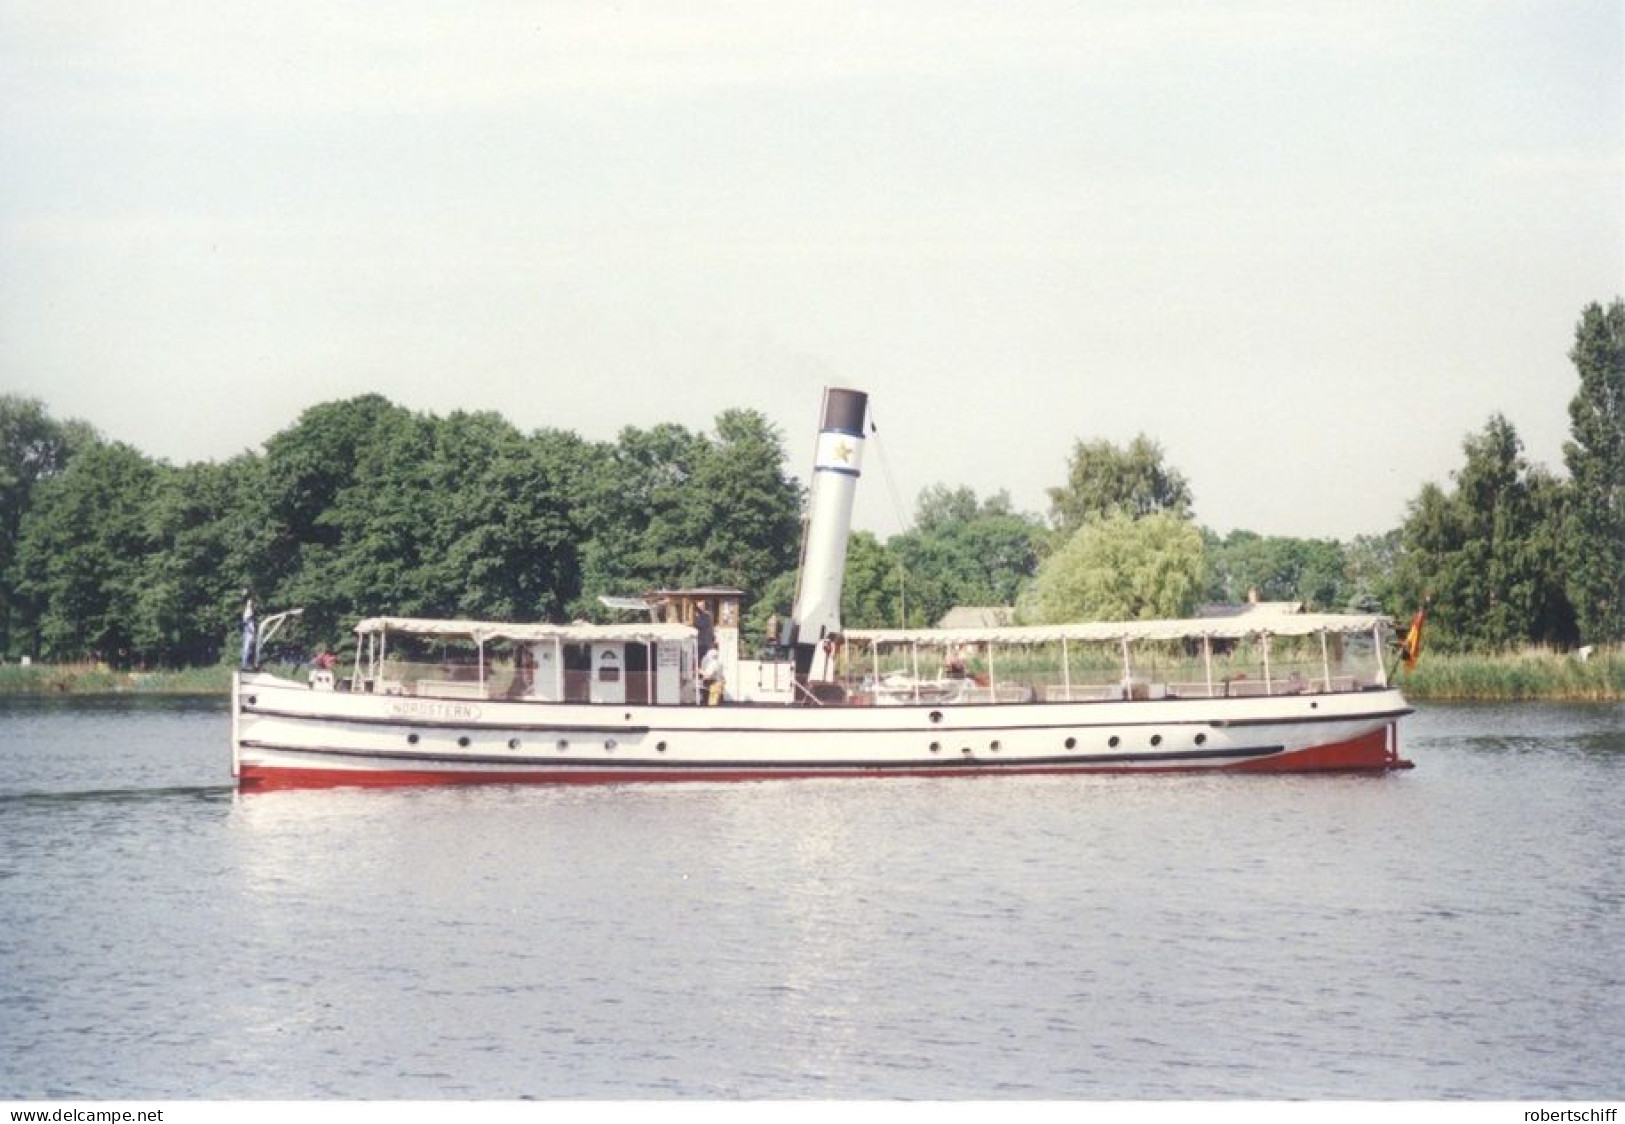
[2,1,1620,541]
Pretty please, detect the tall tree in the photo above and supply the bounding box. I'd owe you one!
[1393,415,1575,650]
[1563,298,1625,645]
[890,485,1045,625]
[682,409,803,597]
[1204,530,1351,610]
[131,457,261,666]
[283,410,591,636]
[1343,530,1401,613]
[840,530,909,629]
[12,442,160,664]
[1017,511,1206,624]
[574,411,802,616]
[254,394,415,620]
[0,397,97,655]
[1047,435,1193,532]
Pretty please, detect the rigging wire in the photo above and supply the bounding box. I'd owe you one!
[865,408,914,629]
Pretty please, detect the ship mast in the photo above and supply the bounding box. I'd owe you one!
[787,387,868,695]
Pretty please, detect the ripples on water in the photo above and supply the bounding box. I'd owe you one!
[0,697,1620,1099]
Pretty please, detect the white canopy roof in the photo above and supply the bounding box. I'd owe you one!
[354,617,697,645]
[844,611,1392,647]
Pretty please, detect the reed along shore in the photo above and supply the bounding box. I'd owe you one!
[1397,649,1624,702]
[0,662,233,696]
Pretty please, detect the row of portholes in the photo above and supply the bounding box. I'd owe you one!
[403,733,627,752]
[1060,732,1207,751]
[928,740,1004,754]
[924,733,1205,754]
[401,731,1206,754]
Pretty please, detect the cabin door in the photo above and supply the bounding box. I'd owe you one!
[563,643,592,703]
[589,642,626,705]
[624,642,651,704]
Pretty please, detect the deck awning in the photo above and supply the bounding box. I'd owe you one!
[843,612,1392,647]
[354,617,698,645]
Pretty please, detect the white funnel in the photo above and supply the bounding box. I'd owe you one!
[789,387,868,686]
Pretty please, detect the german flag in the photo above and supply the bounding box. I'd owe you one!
[1399,608,1426,671]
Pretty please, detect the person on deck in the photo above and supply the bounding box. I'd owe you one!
[694,601,714,657]
[239,592,256,671]
[699,642,724,705]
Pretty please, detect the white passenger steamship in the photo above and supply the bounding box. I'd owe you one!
[232,388,1412,789]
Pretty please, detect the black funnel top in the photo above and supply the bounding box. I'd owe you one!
[821,389,868,437]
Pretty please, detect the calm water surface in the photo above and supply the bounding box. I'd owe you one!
[1,697,1620,1099]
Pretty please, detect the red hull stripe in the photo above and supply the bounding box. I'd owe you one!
[238,728,1410,790]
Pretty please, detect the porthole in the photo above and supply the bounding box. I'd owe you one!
[961,746,973,755]
[508,738,521,750]
[989,740,1001,752]
[1064,736,1077,750]
[407,733,420,746]
[246,695,258,706]
[1150,734,1162,747]
[656,741,668,753]
[1108,735,1121,748]
[929,741,941,753]
[928,710,943,724]
[1195,733,1208,746]
[605,739,617,751]
[457,736,471,748]
[557,739,569,751]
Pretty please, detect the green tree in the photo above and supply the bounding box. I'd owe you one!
[1017,511,1206,623]
[1205,530,1351,610]
[1563,298,1625,644]
[1393,415,1575,651]
[1344,530,1401,613]
[1047,434,1193,532]
[254,394,415,622]
[841,530,909,629]
[132,456,262,665]
[288,410,591,637]
[575,411,800,615]
[0,396,97,655]
[683,409,802,596]
[890,485,1045,625]
[12,442,160,664]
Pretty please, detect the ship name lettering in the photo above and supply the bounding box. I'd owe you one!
[387,699,483,721]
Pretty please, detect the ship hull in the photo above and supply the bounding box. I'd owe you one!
[233,672,1413,791]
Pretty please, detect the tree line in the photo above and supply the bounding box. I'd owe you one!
[2,300,1619,668]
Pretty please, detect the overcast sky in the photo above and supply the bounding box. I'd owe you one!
[2,1,1620,541]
